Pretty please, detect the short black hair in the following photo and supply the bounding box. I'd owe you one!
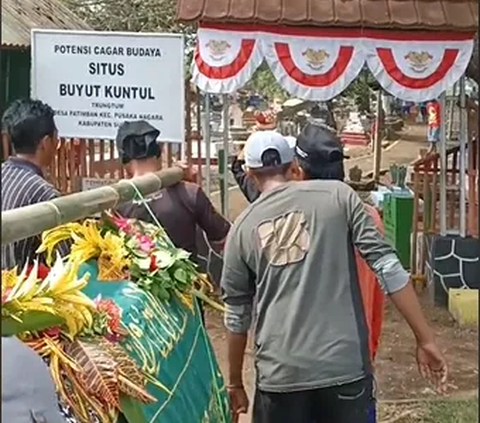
[2,99,56,154]
[299,158,345,181]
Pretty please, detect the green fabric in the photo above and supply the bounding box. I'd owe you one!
[79,261,231,423]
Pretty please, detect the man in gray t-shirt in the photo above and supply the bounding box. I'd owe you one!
[221,131,447,423]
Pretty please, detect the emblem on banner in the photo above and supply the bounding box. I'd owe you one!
[302,48,330,70]
[206,40,231,61]
[404,51,433,73]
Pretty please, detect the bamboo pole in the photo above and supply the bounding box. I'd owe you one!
[1,167,183,246]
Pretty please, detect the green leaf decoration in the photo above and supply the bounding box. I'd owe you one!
[174,267,188,285]
[153,251,175,269]
[119,394,148,423]
[174,250,191,261]
[2,311,65,336]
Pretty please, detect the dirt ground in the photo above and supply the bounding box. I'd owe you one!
[206,294,478,421]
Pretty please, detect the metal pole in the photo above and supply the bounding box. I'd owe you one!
[373,90,383,182]
[222,94,230,218]
[204,93,212,197]
[459,76,467,237]
[1,167,183,245]
[439,93,448,236]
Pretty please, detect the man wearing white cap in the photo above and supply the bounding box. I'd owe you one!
[221,131,447,423]
[230,135,296,203]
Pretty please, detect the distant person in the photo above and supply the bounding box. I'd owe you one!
[1,99,70,270]
[2,336,66,422]
[222,131,447,423]
[419,101,427,124]
[309,102,337,131]
[427,99,441,154]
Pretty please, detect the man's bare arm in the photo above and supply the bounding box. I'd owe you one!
[227,331,248,387]
[389,282,435,345]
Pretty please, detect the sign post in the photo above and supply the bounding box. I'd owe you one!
[31,30,185,143]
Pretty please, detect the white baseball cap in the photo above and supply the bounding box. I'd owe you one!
[244,131,295,169]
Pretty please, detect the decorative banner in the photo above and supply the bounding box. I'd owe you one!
[262,31,365,101]
[193,24,476,102]
[193,27,263,93]
[364,31,475,102]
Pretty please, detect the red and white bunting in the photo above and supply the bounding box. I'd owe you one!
[192,25,475,101]
[262,32,364,101]
[192,27,263,93]
[364,32,475,102]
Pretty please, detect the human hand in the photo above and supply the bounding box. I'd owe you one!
[227,386,249,422]
[237,147,245,161]
[175,161,198,183]
[416,341,448,393]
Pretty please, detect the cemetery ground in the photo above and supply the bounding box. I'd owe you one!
[207,123,478,422]
[207,295,479,423]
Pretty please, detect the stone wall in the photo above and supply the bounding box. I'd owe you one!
[426,235,480,307]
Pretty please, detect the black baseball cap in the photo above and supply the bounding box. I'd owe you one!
[295,122,349,165]
[116,120,160,164]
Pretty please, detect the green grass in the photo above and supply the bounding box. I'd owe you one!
[426,399,478,423]
[379,398,478,423]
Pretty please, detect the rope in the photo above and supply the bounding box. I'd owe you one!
[125,180,175,249]
[126,179,229,423]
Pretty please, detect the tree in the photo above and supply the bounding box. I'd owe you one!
[341,68,380,114]
[243,62,289,102]
[63,0,196,66]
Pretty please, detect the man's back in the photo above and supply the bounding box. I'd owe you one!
[117,181,230,259]
[1,158,60,269]
[223,180,394,392]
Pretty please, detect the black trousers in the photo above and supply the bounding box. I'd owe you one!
[253,377,373,423]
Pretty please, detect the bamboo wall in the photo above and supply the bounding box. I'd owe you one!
[44,139,183,193]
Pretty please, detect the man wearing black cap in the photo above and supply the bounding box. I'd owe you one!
[295,122,348,179]
[221,130,447,423]
[115,120,230,265]
[295,123,382,423]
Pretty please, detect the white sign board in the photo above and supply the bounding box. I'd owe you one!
[31,30,185,142]
[82,177,118,191]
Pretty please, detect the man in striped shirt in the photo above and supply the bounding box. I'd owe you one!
[1,99,69,270]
